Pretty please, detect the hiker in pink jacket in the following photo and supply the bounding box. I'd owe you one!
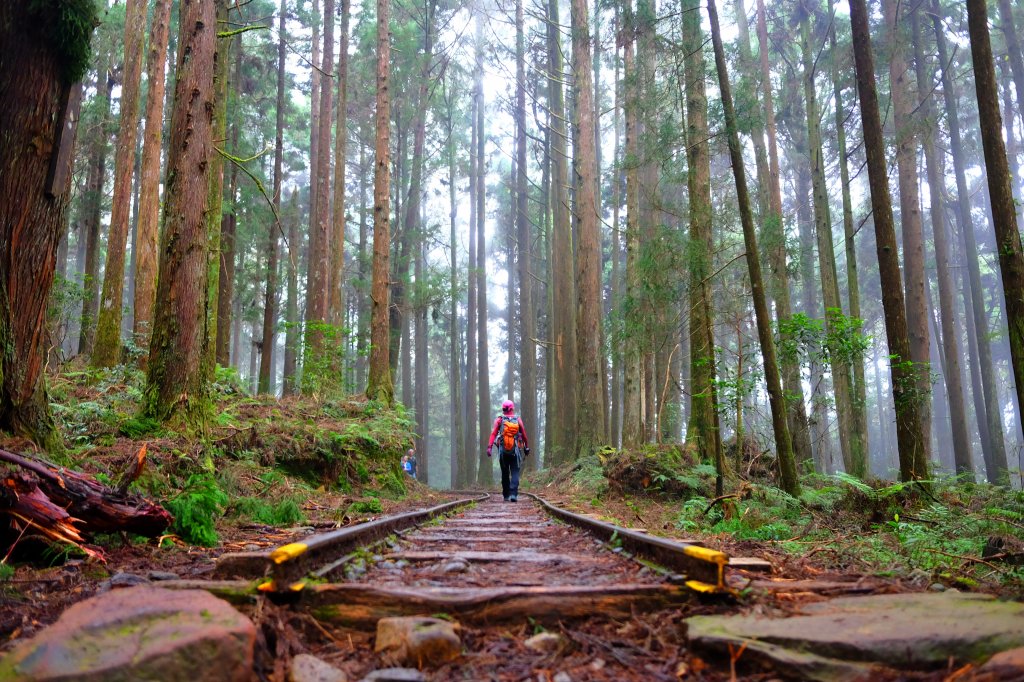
[486,400,530,502]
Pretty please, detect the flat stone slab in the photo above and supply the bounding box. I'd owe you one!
[686,591,1024,681]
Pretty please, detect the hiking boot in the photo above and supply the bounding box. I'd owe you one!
[510,495,517,502]
[503,497,510,502]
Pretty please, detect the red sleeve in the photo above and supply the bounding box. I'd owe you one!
[518,418,529,448]
[487,417,501,449]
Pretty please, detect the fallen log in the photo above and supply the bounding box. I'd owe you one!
[0,447,173,558]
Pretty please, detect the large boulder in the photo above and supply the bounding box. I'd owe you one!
[0,586,256,682]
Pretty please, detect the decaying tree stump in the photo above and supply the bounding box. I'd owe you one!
[0,447,172,559]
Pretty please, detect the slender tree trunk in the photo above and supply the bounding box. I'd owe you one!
[883,0,932,462]
[476,14,492,484]
[463,89,478,488]
[366,0,394,404]
[133,0,172,356]
[330,0,351,330]
[997,0,1024,140]
[144,0,218,426]
[546,0,576,465]
[849,0,929,482]
[447,94,463,487]
[622,1,643,448]
[610,5,623,448]
[79,57,113,358]
[707,0,798,496]
[259,0,288,395]
[967,0,1024,484]
[828,0,870,474]
[933,0,1007,480]
[683,0,721,474]
[92,0,146,367]
[800,13,863,477]
[304,0,335,389]
[215,33,242,369]
[912,7,972,476]
[755,0,814,469]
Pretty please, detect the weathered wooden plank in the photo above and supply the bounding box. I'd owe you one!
[305,583,690,628]
[384,550,589,563]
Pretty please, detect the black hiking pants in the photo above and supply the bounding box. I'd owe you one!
[499,451,521,499]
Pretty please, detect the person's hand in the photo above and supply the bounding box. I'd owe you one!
[524,448,531,457]
[486,447,492,458]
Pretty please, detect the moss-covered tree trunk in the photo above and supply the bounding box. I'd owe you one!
[0,1,95,450]
[144,0,218,426]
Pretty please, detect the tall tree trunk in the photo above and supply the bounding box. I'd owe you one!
[515,0,537,473]
[610,3,623,448]
[144,0,218,426]
[366,0,394,404]
[755,0,814,469]
[828,0,870,475]
[622,2,643,448]
[462,89,478,488]
[92,0,146,368]
[0,2,91,450]
[447,91,463,487]
[967,0,1024,484]
[997,0,1024,140]
[283,190,301,394]
[330,0,351,330]
[546,0,576,465]
[571,0,606,459]
[133,0,172,357]
[848,0,929,482]
[683,0,721,474]
[933,0,1007,480]
[912,7,973,476]
[79,56,113,358]
[215,31,242,369]
[304,0,335,390]
[800,11,863,477]
[707,0,798,496]
[882,0,932,463]
[260,0,288,395]
[476,13,492,485]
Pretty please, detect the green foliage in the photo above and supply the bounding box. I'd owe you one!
[119,416,161,439]
[164,474,229,547]
[27,0,99,83]
[348,498,383,515]
[0,562,14,581]
[778,310,870,368]
[231,496,305,526]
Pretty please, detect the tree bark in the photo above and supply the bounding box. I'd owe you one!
[283,190,302,394]
[800,11,863,478]
[133,0,172,357]
[92,0,147,368]
[755,0,814,469]
[622,1,643,449]
[215,31,242,369]
[967,0,1024,484]
[707,0,798,496]
[931,0,1005,480]
[545,0,576,465]
[144,0,218,426]
[848,0,929,482]
[572,0,607,459]
[366,0,394,404]
[912,7,973,476]
[475,13,492,484]
[330,0,351,331]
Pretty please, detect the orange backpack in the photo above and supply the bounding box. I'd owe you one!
[499,415,520,453]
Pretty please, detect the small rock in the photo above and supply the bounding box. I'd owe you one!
[929,583,947,592]
[148,571,180,582]
[379,561,397,571]
[289,653,348,682]
[103,572,151,590]
[360,668,426,682]
[589,658,606,670]
[394,560,410,569]
[440,560,469,574]
[375,617,461,668]
[524,632,563,653]
[977,647,1024,681]
[553,673,573,682]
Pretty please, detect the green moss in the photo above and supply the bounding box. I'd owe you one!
[119,416,161,439]
[27,0,99,83]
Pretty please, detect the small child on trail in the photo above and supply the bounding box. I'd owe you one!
[486,400,530,502]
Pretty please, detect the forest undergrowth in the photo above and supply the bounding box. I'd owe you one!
[532,443,1024,598]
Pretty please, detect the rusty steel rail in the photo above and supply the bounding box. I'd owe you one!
[263,494,489,590]
[526,493,729,592]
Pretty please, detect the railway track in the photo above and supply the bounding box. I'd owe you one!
[168,493,739,679]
